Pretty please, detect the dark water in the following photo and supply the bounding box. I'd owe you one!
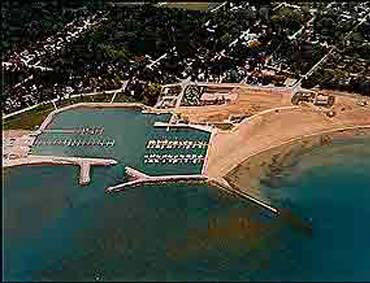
[4,108,370,281]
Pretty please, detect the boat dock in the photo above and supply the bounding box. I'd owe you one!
[146,139,208,150]
[143,154,204,164]
[42,126,104,135]
[33,138,115,148]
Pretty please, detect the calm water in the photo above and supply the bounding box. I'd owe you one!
[31,108,210,176]
[3,108,370,281]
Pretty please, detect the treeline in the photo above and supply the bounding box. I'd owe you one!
[302,66,370,96]
[1,0,105,56]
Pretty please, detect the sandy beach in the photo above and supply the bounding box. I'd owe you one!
[223,128,370,205]
[204,92,370,179]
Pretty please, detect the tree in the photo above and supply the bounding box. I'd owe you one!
[142,82,161,105]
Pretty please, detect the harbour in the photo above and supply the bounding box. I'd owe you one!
[4,105,370,282]
[29,107,210,178]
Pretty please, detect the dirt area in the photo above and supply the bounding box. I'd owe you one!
[160,2,210,11]
[3,130,32,139]
[176,86,293,123]
[3,130,35,161]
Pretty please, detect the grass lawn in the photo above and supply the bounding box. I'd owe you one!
[214,123,234,131]
[3,104,55,131]
[113,92,138,103]
[3,93,139,130]
[158,2,210,11]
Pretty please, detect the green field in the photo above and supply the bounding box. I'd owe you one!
[3,104,55,131]
[2,92,139,130]
[158,2,210,11]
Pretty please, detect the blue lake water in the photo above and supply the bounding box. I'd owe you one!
[3,108,370,281]
[30,107,210,176]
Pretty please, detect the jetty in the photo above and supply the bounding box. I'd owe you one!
[209,177,279,215]
[4,155,118,185]
[105,166,207,193]
[105,166,278,214]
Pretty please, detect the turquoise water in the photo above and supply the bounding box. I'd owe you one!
[3,108,370,281]
[31,108,210,176]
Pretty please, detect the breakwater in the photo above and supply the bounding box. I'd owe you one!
[105,166,207,193]
[4,155,118,185]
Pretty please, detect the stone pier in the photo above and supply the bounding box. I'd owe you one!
[3,155,118,185]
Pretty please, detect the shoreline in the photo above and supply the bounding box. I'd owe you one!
[38,102,157,131]
[3,97,370,210]
[223,127,370,206]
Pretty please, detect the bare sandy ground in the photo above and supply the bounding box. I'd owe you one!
[3,130,32,139]
[176,86,293,123]
[3,130,36,160]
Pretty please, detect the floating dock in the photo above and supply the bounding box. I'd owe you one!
[143,153,204,164]
[153,121,213,133]
[42,126,104,135]
[146,139,208,149]
[34,138,115,148]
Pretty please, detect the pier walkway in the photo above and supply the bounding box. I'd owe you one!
[4,155,118,185]
[42,126,104,135]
